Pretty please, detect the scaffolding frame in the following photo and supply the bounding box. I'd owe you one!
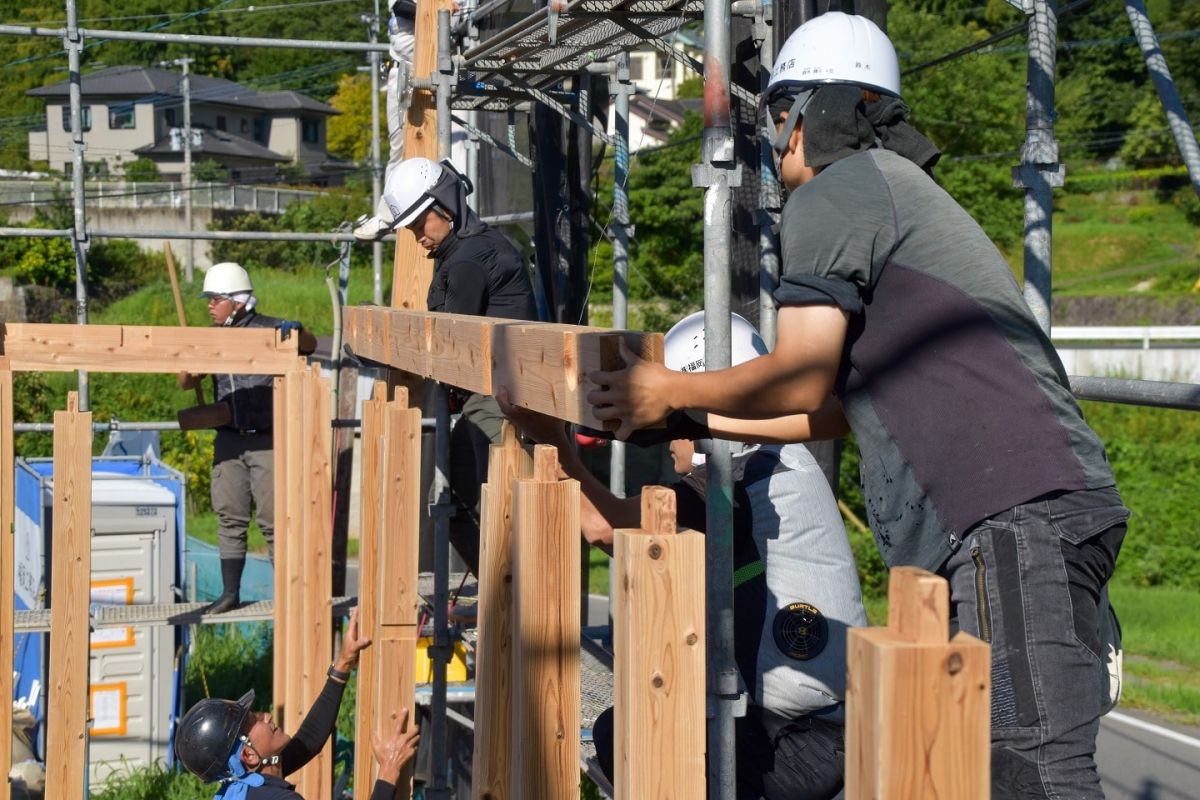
[3,1,1200,799]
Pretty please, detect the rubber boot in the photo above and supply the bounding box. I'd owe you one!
[203,558,245,614]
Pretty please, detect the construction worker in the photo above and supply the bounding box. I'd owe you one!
[359,156,539,574]
[175,609,418,799]
[501,312,867,800]
[178,262,317,614]
[587,13,1128,799]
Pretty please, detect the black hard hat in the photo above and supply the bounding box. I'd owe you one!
[175,689,255,783]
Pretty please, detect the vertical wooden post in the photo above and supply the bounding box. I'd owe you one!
[390,0,455,311]
[613,486,706,800]
[846,567,991,799]
[0,363,13,800]
[44,392,91,800]
[353,383,388,795]
[375,386,422,796]
[472,423,532,800]
[271,373,290,723]
[511,445,580,800]
[280,368,307,732]
[293,365,335,800]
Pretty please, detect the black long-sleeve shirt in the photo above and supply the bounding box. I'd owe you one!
[241,677,401,800]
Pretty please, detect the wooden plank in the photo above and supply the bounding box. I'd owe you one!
[45,393,91,800]
[354,383,388,795]
[845,569,990,800]
[294,365,334,800]
[378,391,422,627]
[272,375,289,723]
[612,487,706,800]
[283,371,307,733]
[0,366,12,800]
[377,625,419,798]
[342,308,665,428]
[389,0,454,312]
[343,306,389,366]
[472,423,532,800]
[0,323,300,374]
[511,446,581,800]
[887,565,949,644]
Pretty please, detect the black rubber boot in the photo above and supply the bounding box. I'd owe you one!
[203,558,245,614]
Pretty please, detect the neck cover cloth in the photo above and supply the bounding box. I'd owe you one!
[213,743,265,800]
[426,167,487,238]
[799,84,942,173]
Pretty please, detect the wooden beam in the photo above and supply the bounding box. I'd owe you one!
[45,393,91,800]
[511,445,580,800]
[0,365,12,800]
[282,371,307,732]
[343,307,664,428]
[472,423,533,800]
[845,567,990,800]
[294,365,334,800]
[272,375,289,724]
[378,392,422,627]
[389,0,454,311]
[354,383,388,795]
[613,487,706,800]
[0,323,300,374]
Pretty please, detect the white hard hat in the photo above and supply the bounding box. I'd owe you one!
[381,157,445,229]
[202,262,252,297]
[664,311,769,373]
[767,12,901,100]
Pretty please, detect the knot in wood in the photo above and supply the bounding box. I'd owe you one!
[686,632,698,646]
[651,672,664,689]
[947,652,964,675]
[648,543,663,560]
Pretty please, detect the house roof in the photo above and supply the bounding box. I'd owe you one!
[134,126,290,162]
[28,65,338,115]
[628,95,701,143]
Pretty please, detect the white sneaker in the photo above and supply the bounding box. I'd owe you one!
[352,213,391,242]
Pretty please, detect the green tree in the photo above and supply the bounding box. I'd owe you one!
[14,235,75,288]
[192,158,229,182]
[122,157,161,182]
[327,72,382,162]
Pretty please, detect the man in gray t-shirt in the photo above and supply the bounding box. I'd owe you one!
[589,13,1127,800]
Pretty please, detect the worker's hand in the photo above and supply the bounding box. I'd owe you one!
[587,338,675,440]
[495,386,569,448]
[371,707,421,786]
[177,371,198,390]
[334,607,372,673]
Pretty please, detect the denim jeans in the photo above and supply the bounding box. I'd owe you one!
[939,488,1127,799]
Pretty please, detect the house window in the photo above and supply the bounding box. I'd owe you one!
[109,103,135,130]
[629,56,644,81]
[216,115,227,132]
[301,117,320,143]
[240,118,249,134]
[61,105,92,132]
[253,118,266,143]
[165,108,177,126]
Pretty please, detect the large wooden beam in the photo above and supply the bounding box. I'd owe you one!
[0,323,300,374]
[846,567,990,799]
[613,487,706,800]
[45,393,91,800]
[511,445,580,800]
[472,423,533,800]
[390,0,455,311]
[0,364,12,800]
[343,307,664,428]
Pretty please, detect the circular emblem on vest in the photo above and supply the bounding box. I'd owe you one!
[773,601,829,661]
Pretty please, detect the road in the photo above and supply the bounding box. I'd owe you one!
[1099,709,1200,800]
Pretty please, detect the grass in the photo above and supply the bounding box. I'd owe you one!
[1108,582,1200,724]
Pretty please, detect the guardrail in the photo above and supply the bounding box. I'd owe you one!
[1051,326,1200,348]
[0,180,322,214]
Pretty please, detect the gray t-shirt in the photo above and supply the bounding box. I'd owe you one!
[776,149,1118,571]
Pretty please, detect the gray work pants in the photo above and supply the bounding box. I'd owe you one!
[211,430,275,561]
[941,489,1127,800]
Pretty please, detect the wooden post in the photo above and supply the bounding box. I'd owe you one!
[472,423,532,800]
[376,387,423,796]
[292,365,335,800]
[0,364,12,800]
[271,374,290,723]
[390,0,455,312]
[511,445,580,800]
[331,362,359,596]
[44,393,91,800]
[353,382,388,794]
[846,567,991,799]
[612,487,706,800]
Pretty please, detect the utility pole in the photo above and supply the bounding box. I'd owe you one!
[166,57,196,283]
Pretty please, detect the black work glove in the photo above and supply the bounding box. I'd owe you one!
[577,410,712,448]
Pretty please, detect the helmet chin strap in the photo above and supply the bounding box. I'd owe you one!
[239,736,281,771]
[770,88,817,158]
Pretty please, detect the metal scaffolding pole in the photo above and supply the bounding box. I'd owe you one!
[1016,0,1063,334]
[368,0,385,306]
[1123,0,1200,201]
[65,0,89,410]
[0,23,389,52]
[698,0,739,795]
[426,11,455,800]
[180,57,195,283]
[609,53,633,502]
[756,8,779,349]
